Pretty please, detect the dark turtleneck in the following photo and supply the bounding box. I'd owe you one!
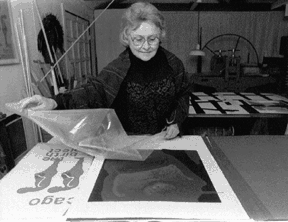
[111,47,176,135]
[127,47,169,83]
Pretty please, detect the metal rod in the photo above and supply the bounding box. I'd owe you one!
[14,22,29,97]
[52,47,64,84]
[20,10,32,97]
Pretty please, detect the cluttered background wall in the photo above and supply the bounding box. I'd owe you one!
[95,9,288,74]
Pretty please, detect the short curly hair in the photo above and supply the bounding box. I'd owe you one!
[119,2,166,47]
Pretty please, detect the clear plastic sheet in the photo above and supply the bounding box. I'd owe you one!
[5,99,160,161]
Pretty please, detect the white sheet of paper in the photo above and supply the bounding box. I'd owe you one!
[66,136,250,221]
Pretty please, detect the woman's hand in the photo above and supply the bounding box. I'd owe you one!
[20,95,57,111]
[164,123,180,140]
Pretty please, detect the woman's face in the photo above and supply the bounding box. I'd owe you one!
[128,21,161,61]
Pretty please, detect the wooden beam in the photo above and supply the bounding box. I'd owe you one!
[285,3,288,16]
[271,0,288,9]
[190,2,199,10]
[94,2,280,11]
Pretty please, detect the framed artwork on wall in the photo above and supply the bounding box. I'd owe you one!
[0,0,19,65]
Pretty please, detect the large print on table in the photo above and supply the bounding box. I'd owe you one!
[66,136,250,221]
[88,150,220,202]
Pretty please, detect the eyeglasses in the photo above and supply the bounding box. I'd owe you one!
[130,35,160,48]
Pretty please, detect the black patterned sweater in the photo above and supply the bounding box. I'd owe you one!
[54,46,190,135]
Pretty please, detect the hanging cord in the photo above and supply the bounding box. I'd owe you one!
[39,0,116,83]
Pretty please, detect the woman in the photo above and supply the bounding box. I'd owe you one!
[21,1,190,139]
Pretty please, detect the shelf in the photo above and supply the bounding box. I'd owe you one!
[190,73,277,92]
